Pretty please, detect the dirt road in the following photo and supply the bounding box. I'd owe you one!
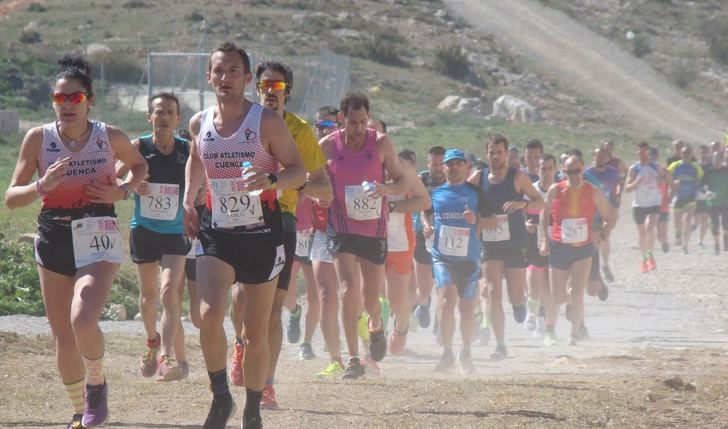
[444,0,724,143]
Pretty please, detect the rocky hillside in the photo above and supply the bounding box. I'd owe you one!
[540,0,728,119]
[0,0,611,134]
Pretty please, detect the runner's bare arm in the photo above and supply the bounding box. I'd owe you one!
[4,127,45,209]
[593,187,616,238]
[390,162,431,213]
[624,165,638,191]
[376,134,407,196]
[262,110,305,191]
[467,168,482,187]
[115,138,140,178]
[539,184,557,254]
[506,171,543,212]
[183,113,205,238]
[302,167,332,200]
[91,126,147,202]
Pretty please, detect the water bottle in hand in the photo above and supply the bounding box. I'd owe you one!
[242,161,263,196]
[362,180,378,197]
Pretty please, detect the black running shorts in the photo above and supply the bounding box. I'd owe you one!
[129,225,190,264]
[327,227,387,265]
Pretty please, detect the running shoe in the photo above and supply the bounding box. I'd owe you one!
[379,296,391,334]
[242,414,263,429]
[81,382,108,428]
[357,313,370,341]
[477,323,491,346]
[287,304,302,344]
[512,304,527,323]
[341,357,366,380]
[229,343,245,387]
[543,331,558,346]
[646,255,657,271]
[577,324,590,341]
[202,394,236,429]
[369,328,387,362]
[489,344,507,361]
[260,384,278,410]
[458,349,476,374]
[661,242,670,253]
[140,333,160,378]
[434,349,456,372]
[598,284,609,302]
[299,342,316,360]
[415,303,431,329]
[697,240,705,249]
[317,361,345,379]
[67,413,84,429]
[179,361,189,380]
[388,328,407,356]
[602,266,615,283]
[525,315,537,331]
[156,355,183,382]
[639,260,649,273]
[569,336,578,346]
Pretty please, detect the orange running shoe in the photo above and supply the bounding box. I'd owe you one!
[260,384,279,410]
[646,255,656,271]
[639,260,649,273]
[229,343,245,387]
[388,330,407,356]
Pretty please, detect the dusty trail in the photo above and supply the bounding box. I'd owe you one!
[445,0,724,143]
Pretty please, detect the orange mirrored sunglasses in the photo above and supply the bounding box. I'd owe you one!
[255,80,287,91]
[52,92,88,105]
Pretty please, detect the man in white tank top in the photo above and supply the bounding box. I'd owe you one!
[182,42,305,429]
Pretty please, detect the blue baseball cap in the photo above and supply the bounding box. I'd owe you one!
[443,148,467,163]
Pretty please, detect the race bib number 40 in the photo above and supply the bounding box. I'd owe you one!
[345,185,382,221]
[481,214,510,242]
[140,183,179,221]
[209,179,264,229]
[561,217,588,244]
[438,225,470,257]
[71,216,124,268]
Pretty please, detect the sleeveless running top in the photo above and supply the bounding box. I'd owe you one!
[295,195,314,231]
[479,167,527,248]
[198,103,280,231]
[631,161,661,207]
[667,160,703,200]
[327,128,387,238]
[550,181,596,246]
[387,193,414,253]
[38,120,116,211]
[130,135,189,234]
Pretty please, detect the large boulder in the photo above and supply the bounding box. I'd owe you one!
[492,95,540,123]
[438,95,487,116]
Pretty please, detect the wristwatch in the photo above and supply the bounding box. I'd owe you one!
[267,173,278,189]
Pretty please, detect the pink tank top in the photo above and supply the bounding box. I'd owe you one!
[38,120,116,210]
[327,128,387,238]
[198,103,279,210]
[295,195,313,231]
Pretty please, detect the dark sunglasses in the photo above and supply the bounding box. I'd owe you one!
[565,168,582,176]
[315,120,338,129]
[52,92,87,105]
